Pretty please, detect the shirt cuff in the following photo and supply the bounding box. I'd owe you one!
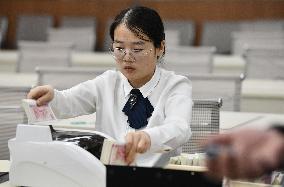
[142,127,173,153]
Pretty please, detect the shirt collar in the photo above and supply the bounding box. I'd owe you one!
[122,66,161,98]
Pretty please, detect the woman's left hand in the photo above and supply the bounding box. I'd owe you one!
[125,131,151,165]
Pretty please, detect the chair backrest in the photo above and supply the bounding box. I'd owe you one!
[0,106,27,159]
[201,21,240,54]
[48,28,95,51]
[182,99,222,154]
[164,20,195,46]
[61,16,96,28]
[49,16,96,51]
[231,31,284,55]
[186,73,244,111]
[16,15,52,43]
[163,46,216,74]
[239,20,284,32]
[36,66,107,90]
[17,41,74,73]
[0,85,31,106]
[244,47,284,79]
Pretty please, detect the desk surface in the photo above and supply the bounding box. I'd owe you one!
[29,111,284,131]
[53,114,96,130]
[0,50,245,74]
[0,72,36,87]
[220,111,284,131]
[50,111,284,132]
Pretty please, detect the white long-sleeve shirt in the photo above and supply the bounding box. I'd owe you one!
[51,66,193,166]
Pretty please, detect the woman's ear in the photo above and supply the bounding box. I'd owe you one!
[159,40,165,57]
[156,40,165,58]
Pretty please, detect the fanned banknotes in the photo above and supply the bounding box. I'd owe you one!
[22,99,57,124]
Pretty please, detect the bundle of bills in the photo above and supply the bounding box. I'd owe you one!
[51,126,128,166]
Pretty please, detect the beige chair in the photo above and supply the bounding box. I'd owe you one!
[239,20,284,32]
[0,106,26,159]
[186,73,245,111]
[201,21,240,54]
[244,47,284,79]
[36,66,108,90]
[231,31,284,55]
[17,41,74,72]
[61,16,96,28]
[182,98,222,154]
[48,28,95,52]
[163,46,216,74]
[164,20,195,46]
[16,15,52,43]
[48,16,96,52]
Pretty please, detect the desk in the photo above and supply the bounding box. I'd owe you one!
[72,52,115,68]
[1,111,284,187]
[35,111,284,132]
[0,50,115,72]
[0,50,244,74]
[0,72,36,87]
[220,111,284,132]
[52,114,96,130]
[213,55,245,75]
[55,111,284,131]
[241,79,284,113]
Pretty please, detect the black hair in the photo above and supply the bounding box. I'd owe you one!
[110,6,165,56]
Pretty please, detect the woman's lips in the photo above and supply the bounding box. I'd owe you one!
[124,66,135,73]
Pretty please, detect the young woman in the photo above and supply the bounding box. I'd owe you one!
[28,6,192,167]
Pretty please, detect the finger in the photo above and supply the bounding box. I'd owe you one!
[126,134,139,164]
[27,86,47,100]
[136,133,150,153]
[37,90,53,106]
[125,133,134,155]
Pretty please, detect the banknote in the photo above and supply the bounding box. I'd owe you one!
[109,143,127,165]
[22,99,57,124]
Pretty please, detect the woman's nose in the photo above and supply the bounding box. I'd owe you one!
[123,49,135,62]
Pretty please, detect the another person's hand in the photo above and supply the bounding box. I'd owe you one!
[204,129,284,180]
[125,131,151,165]
[27,85,54,106]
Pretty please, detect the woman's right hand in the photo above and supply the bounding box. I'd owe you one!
[27,85,54,106]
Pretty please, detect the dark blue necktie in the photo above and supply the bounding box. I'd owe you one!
[122,89,154,129]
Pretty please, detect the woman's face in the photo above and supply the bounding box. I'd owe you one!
[112,23,164,88]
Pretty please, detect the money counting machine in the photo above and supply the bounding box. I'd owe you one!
[8,124,222,187]
[8,124,107,187]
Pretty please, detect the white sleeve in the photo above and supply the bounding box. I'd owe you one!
[50,79,98,119]
[143,80,193,152]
